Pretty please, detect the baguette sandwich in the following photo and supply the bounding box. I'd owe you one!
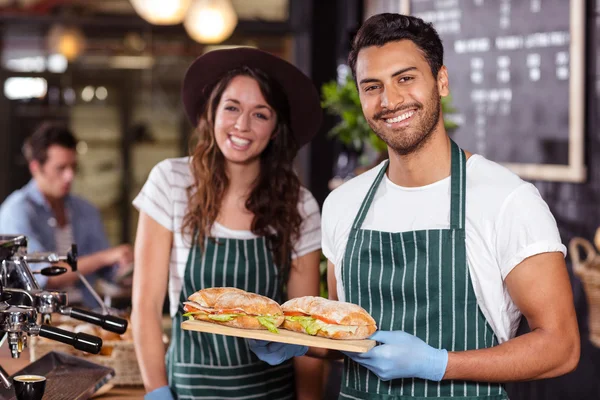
[282,296,377,339]
[183,287,284,333]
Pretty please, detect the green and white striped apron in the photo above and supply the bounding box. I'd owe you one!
[339,141,508,399]
[166,235,295,399]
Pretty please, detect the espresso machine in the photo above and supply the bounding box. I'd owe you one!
[0,281,103,389]
[0,235,127,335]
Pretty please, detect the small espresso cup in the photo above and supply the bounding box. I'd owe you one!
[12,375,46,400]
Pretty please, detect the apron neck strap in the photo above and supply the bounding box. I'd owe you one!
[350,139,467,231]
[351,160,389,230]
[449,139,466,230]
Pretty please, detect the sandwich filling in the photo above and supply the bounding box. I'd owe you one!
[284,312,359,336]
[183,301,280,333]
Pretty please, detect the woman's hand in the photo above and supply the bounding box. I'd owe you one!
[247,339,308,365]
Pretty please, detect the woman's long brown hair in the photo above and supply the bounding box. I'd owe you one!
[182,66,303,284]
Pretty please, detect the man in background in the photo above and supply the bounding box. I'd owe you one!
[0,122,133,308]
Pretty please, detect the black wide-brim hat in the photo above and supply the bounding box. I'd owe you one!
[182,47,322,147]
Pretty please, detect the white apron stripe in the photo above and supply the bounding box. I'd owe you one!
[438,230,442,397]
[425,230,430,397]
[365,231,374,392]
[388,231,396,396]
[357,230,366,313]
[222,239,230,287]
[233,242,242,365]
[210,242,221,366]
[399,233,408,395]
[254,238,260,294]
[263,241,271,299]
[222,240,232,367]
[451,229,456,396]
[412,230,418,396]
[244,240,250,289]
[173,363,290,379]
[376,231,384,395]
[174,371,292,390]
[340,393,363,400]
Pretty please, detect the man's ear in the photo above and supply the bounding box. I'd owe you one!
[29,160,40,176]
[437,65,450,97]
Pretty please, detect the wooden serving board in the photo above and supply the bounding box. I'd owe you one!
[181,320,376,353]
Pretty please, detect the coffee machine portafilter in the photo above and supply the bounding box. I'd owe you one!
[0,281,103,389]
[0,235,128,336]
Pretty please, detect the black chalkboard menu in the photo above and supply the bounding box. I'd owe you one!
[407,0,585,182]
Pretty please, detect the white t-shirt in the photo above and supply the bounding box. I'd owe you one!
[133,157,322,317]
[322,155,566,343]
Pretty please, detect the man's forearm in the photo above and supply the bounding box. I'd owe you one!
[46,251,112,288]
[444,327,579,382]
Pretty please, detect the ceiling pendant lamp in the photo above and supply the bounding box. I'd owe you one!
[184,0,238,44]
[47,24,86,61]
[130,0,191,25]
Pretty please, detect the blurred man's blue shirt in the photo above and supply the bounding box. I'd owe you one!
[0,179,116,308]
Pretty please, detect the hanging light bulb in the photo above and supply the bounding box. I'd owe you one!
[47,24,86,61]
[184,0,238,44]
[130,0,191,25]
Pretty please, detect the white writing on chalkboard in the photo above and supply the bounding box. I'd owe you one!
[409,0,585,181]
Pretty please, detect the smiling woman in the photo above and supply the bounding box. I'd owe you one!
[131,47,324,400]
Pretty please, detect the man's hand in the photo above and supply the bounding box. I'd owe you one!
[247,339,308,365]
[343,331,448,382]
[105,244,134,270]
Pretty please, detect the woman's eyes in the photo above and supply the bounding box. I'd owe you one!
[224,105,270,120]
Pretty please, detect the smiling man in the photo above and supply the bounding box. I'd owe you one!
[321,13,580,399]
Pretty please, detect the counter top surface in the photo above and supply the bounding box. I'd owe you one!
[1,347,145,399]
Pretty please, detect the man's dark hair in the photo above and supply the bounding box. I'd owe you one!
[23,122,78,164]
[348,13,444,80]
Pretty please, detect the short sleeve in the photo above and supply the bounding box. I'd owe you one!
[132,160,174,231]
[495,182,567,279]
[293,188,321,258]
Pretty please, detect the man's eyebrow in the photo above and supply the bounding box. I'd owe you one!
[391,67,418,77]
[359,67,418,85]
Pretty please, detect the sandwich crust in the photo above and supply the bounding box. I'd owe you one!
[188,287,246,308]
[282,296,376,326]
[215,291,282,316]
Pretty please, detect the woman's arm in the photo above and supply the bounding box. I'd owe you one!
[131,212,173,393]
[287,249,324,400]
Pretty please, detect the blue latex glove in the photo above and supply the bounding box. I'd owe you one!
[343,331,448,382]
[145,385,175,400]
[247,339,308,365]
